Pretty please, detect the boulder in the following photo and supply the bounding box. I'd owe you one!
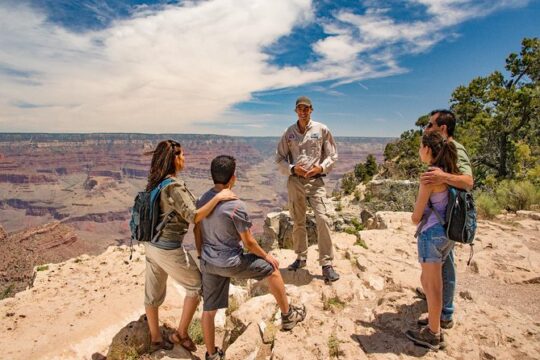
[362,274,385,291]
[516,210,540,221]
[360,209,374,226]
[230,294,277,328]
[224,323,264,360]
[107,314,151,360]
[261,211,318,250]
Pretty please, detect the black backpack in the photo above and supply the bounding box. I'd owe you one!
[129,178,176,245]
[441,187,477,245]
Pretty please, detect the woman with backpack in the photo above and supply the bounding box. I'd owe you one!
[143,140,236,353]
[405,132,459,351]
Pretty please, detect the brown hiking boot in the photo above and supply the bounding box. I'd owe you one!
[322,265,340,282]
[287,259,307,271]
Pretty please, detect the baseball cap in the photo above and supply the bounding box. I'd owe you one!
[295,96,312,107]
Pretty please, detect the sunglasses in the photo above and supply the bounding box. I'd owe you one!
[424,122,434,129]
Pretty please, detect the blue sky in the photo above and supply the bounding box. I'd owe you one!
[0,0,538,136]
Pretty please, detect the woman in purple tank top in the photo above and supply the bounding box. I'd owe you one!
[406,132,460,349]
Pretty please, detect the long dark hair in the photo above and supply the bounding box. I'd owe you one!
[145,140,182,191]
[421,132,459,174]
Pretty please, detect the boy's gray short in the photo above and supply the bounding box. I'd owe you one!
[201,253,274,311]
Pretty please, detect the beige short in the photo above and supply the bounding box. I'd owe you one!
[144,243,202,307]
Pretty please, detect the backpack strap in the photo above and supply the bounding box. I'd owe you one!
[150,178,178,243]
[414,204,432,238]
[429,199,446,227]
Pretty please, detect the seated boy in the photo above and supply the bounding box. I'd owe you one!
[195,155,306,360]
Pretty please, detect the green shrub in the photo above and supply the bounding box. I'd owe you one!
[107,344,139,360]
[354,237,368,249]
[475,192,501,219]
[226,296,240,316]
[36,265,49,272]
[188,318,204,345]
[351,218,364,231]
[495,180,540,211]
[344,227,356,235]
[1,284,14,300]
[328,333,344,358]
[323,296,346,311]
[341,171,358,195]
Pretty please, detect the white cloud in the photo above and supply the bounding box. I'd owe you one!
[0,0,530,133]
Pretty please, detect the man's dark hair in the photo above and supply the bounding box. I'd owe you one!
[430,109,456,137]
[211,155,236,185]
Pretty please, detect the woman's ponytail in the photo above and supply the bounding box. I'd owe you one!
[422,133,459,174]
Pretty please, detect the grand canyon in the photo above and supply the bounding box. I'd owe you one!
[0,133,392,295]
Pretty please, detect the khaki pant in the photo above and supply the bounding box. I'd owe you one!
[287,176,334,266]
[144,243,201,307]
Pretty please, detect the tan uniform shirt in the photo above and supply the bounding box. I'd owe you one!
[158,177,197,242]
[275,120,338,175]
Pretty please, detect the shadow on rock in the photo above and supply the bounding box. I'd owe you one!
[280,268,314,286]
[351,299,432,357]
[249,268,314,296]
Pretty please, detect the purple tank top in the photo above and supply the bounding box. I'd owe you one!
[421,190,448,232]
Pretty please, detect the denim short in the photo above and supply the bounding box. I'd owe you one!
[201,253,274,311]
[417,224,454,263]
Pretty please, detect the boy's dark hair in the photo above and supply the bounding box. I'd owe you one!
[430,109,456,137]
[211,155,236,185]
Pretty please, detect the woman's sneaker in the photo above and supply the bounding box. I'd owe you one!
[281,304,306,330]
[205,347,225,360]
[405,326,442,351]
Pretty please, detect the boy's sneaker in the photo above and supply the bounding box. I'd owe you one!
[205,347,225,360]
[287,259,306,271]
[417,318,454,329]
[281,304,306,331]
[405,326,441,351]
[322,265,340,282]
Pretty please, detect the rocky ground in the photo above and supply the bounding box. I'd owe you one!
[0,211,539,360]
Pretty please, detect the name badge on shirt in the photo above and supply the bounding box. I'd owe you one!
[310,133,320,139]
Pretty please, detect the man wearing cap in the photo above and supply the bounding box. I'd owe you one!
[275,96,339,282]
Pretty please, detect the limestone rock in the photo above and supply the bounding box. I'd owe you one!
[224,323,264,360]
[516,210,540,220]
[261,211,319,250]
[363,274,385,291]
[258,320,278,344]
[460,290,473,300]
[106,314,151,360]
[360,209,374,226]
[231,294,277,328]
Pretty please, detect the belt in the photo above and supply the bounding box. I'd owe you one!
[291,174,326,179]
